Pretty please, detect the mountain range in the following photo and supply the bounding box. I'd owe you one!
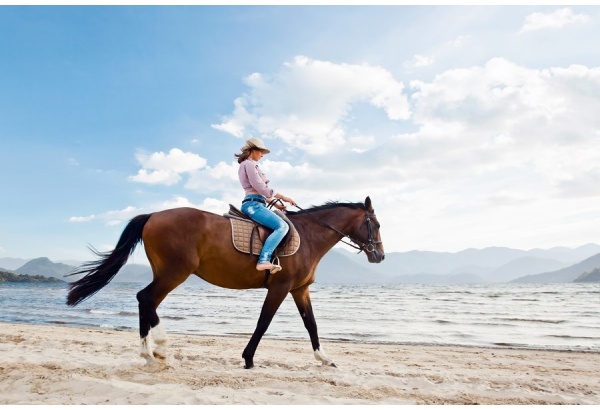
[1,243,599,285]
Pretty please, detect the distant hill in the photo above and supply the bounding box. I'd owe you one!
[10,257,153,283]
[0,257,32,271]
[3,243,599,285]
[511,253,600,283]
[66,262,153,283]
[485,256,570,283]
[574,268,600,283]
[117,264,152,283]
[16,257,75,279]
[342,243,600,283]
[316,249,389,284]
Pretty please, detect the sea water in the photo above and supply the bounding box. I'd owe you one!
[0,281,598,352]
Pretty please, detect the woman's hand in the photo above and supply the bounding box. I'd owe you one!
[274,202,287,211]
[275,194,297,207]
[283,196,297,207]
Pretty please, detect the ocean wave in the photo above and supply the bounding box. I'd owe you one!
[162,315,186,321]
[547,334,600,340]
[501,318,567,324]
[87,309,137,317]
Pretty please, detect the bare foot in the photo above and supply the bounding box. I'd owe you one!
[256,262,282,273]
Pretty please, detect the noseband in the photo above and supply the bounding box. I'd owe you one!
[343,209,383,254]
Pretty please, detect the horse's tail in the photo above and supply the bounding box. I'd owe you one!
[66,213,152,306]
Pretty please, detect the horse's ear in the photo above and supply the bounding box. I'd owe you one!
[365,196,373,212]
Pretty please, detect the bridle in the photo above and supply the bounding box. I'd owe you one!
[288,202,382,255]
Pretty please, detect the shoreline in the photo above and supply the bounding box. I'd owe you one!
[5,319,600,354]
[1,322,599,405]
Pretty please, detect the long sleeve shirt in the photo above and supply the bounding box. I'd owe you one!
[238,159,276,199]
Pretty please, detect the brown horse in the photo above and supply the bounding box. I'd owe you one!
[66,196,385,369]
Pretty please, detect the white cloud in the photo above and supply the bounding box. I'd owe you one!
[129,169,182,185]
[406,54,435,68]
[85,57,600,252]
[212,55,411,154]
[129,148,207,185]
[519,7,589,34]
[69,215,96,223]
[404,58,600,192]
[447,35,469,48]
[69,206,142,226]
[207,58,599,246]
[68,198,230,227]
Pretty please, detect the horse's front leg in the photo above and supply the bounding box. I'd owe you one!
[242,284,289,369]
[291,285,337,367]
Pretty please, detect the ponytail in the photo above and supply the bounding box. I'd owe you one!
[235,149,252,164]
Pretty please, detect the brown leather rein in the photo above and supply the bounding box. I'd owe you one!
[271,200,382,255]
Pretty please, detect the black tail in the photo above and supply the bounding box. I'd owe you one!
[66,214,152,306]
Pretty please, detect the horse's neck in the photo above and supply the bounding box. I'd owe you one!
[295,207,358,251]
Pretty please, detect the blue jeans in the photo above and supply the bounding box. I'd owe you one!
[241,195,289,264]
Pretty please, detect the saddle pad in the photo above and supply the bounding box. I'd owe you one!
[229,218,300,257]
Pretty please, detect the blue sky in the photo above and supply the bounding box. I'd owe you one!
[1,5,599,262]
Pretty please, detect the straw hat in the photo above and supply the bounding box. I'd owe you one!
[241,137,270,154]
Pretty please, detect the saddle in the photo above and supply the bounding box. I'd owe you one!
[224,205,301,258]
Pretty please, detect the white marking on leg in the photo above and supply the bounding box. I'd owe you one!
[151,322,168,360]
[314,348,336,367]
[140,337,155,363]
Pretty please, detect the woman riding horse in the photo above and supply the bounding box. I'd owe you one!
[236,137,297,274]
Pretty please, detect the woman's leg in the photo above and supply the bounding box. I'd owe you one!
[241,202,289,266]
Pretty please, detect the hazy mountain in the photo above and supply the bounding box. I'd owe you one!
[65,262,153,283]
[485,256,570,283]
[3,243,599,285]
[574,268,600,283]
[343,243,600,281]
[15,257,76,279]
[116,264,152,283]
[526,243,600,263]
[0,257,32,271]
[316,249,389,284]
[511,253,600,283]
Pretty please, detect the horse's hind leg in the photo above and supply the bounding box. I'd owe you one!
[136,274,187,362]
[291,285,336,367]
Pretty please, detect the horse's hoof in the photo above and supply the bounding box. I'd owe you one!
[330,362,338,368]
[244,363,254,369]
[153,352,167,360]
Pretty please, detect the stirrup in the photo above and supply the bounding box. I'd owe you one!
[270,255,282,274]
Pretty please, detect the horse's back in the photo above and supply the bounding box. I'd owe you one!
[144,207,220,235]
[142,207,226,271]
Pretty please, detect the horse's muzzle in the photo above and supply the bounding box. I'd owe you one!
[367,250,385,263]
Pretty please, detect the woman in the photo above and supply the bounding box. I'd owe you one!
[236,137,297,273]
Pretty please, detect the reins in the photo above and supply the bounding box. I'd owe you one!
[271,200,381,255]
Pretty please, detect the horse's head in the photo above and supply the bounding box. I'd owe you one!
[351,196,385,264]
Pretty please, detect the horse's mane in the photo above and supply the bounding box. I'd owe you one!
[288,201,366,215]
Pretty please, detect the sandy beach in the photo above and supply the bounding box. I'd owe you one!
[0,322,598,405]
